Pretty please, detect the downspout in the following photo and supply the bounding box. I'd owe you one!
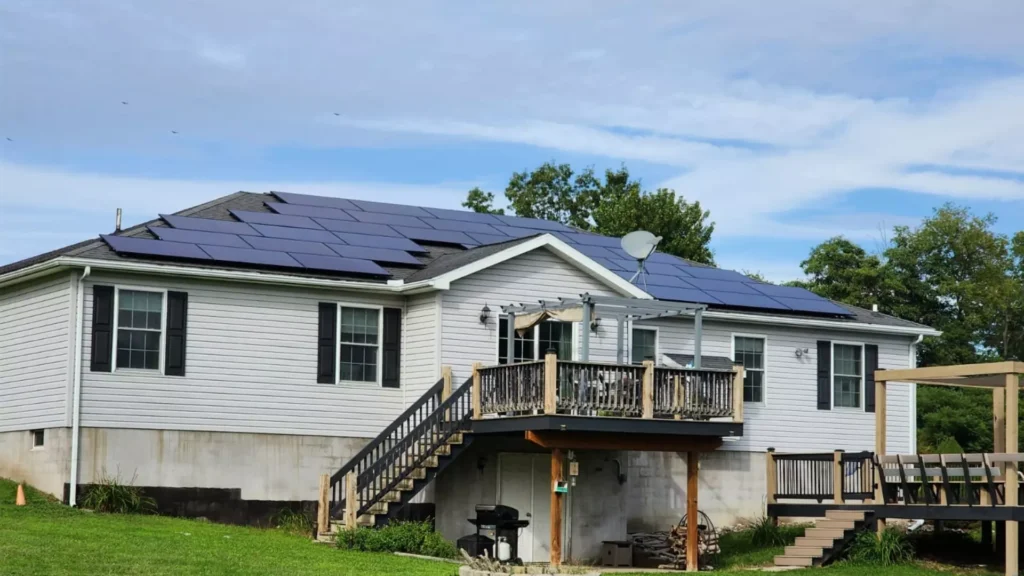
[68,266,90,506]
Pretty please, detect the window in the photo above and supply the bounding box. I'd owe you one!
[30,429,44,449]
[498,318,574,364]
[833,343,863,408]
[339,306,380,383]
[115,289,163,370]
[631,327,657,365]
[734,336,765,403]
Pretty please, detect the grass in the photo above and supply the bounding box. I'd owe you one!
[0,479,457,576]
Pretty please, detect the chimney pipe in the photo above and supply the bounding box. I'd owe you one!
[115,208,122,232]
[872,304,879,312]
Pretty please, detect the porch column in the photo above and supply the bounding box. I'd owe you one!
[686,451,699,572]
[1005,373,1019,576]
[990,388,1005,554]
[551,448,564,568]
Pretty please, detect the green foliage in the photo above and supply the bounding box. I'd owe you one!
[711,520,806,569]
[80,472,156,515]
[336,521,457,559]
[935,436,965,454]
[749,516,791,547]
[917,386,996,454]
[844,527,914,566]
[271,507,312,535]
[792,237,889,310]
[463,163,716,264]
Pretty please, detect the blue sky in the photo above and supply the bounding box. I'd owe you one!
[1,1,1022,281]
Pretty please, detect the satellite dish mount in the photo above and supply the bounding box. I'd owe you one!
[620,231,662,290]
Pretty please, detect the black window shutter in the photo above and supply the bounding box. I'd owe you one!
[165,291,188,376]
[865,344,879,413]
[381,308,402,388]
[90,285,115,372]
[816,340,831,410]
[317,303,337,384]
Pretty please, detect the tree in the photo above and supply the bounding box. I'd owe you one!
[791,237,888,310]
[463,163,715,264]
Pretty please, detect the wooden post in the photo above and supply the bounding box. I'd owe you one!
[344,470,358,530]
[686,451,699,572]
[674,375,682,420]
[833,450,844,505]
[642,360,655,419]
[550,448,564,568]
[472,362,482,420]
[544,351,558,415]
[317,473,330,536]
[765,448,778,526]
[732,365,745,423]
[874,378,887,532]
[442,365,452,421]
[989,388,1004,556]
[1005,373,1019,576]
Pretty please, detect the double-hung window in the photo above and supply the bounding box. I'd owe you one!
[339,306,380,383]
[833,343,863,408]
[630,327,658,365]
[733,336,766,403]
[498,318,574,364]
[115,289,164,370]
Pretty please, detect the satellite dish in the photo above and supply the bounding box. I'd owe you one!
[620,231,662,289]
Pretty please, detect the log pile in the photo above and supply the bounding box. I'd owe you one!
[629,513,720,570]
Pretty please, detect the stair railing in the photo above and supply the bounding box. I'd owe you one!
[328,376,474,520]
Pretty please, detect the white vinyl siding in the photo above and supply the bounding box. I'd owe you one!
[80,273,405,438]
[403,292,440,403]
[0,273,73,433]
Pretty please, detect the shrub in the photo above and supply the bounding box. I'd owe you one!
[80,472,156,514]
[336,520,458,559]
[272,507,312,535]
[750,516,790,547]
[845,527,914,566]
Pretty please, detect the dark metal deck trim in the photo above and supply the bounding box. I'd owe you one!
[769,503,1024,522]
[469,415,742,437]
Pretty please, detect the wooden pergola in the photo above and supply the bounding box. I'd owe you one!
[875,361,1024,575]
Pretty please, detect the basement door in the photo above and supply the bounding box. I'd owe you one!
[498,453,552,564]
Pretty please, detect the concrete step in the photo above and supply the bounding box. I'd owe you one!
[803,528,846,540]
[784,545,825,557]
[774,556,813,567]
[825,509,866,522]
[815,519,856,530]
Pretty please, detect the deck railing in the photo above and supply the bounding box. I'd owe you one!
[473,353,744,422]
[766,450,875,503]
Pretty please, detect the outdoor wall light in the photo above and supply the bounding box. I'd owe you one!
[795,347,810,358]
[479,305,490,325]
[590,317,600,332]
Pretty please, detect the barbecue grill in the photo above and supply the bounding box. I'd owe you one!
[461,504,529,562]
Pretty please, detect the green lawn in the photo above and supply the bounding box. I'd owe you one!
[0,478,1003,576]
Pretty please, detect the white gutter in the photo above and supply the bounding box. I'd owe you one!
[68,266,91,507]
[702,309,941,338]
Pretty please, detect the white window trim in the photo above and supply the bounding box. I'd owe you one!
[831,340,866,410]
[30,429,44,450]
[336,302,384,387]
[731,332,768,406]
[112,285,168,375]
[628,324,659,365]
[494,315,579,363]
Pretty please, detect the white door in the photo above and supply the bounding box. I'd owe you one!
[498,453,552,563]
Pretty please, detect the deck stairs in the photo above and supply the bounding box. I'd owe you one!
[320,376,475,540]
[774,510,874,567]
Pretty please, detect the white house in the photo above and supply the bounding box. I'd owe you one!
[0,191,937,564]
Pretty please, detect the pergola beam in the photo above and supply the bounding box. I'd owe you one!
[877,361,1023,382]
[901,376,1009,389]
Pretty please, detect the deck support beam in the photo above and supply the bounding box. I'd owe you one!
[1005,372,1018,576]
[551,448,564,569]
[687,451,699,572]
[875,379,887,532]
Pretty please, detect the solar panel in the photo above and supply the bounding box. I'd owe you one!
[570,244,620,259]
[332,232,427,253]
[199,244,301,267]
[772,297,851,315]
[711,291,792,311]
[148,226,250,248]
[230,210,324,230]
[266,202,355,222]
[558,232,623,248]
[290,253,389,276]
[350,211,431,228]
[685,278,762,295]
[349,199,434,218]
[329,245,424,266]
[161,214,259,236]
[241,236,337,256]
[490,226,543,239]
[644,262,686,276]
[644,284,722,304]
[679,266,751,281]
[594,257,628,272]
[249,224,342,244]
[492,214,571,232]
[426,218,505,235]
[313,218,403,237]
[272,191,359,211]
[640,274,697,289]
[391,226,475,246]
[102,235,211,260]
[646,252,691,266]
[745,282,820,300]
[421,206,504,224]
[466,232,515,246]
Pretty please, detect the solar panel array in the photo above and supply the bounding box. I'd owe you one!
[99,192,852,316]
